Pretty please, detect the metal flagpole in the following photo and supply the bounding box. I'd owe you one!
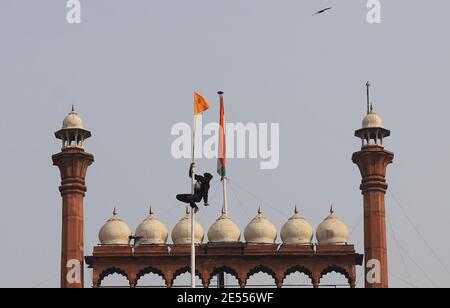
[222,177,228,214]
[219,91,228,215]
[366,81,370,114]
[190,114,197,289]
[218,91,227,287]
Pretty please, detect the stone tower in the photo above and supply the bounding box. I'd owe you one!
[352,83,394,288]
[52,106,94,288]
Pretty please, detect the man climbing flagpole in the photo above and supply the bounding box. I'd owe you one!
[190,92,210,288]
[175,92,212,288]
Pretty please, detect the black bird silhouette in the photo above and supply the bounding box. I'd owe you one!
[313,7,332,16]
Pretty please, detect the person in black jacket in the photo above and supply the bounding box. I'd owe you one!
[176,163,213,213]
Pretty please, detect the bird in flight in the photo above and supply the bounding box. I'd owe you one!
[312,7,332,16]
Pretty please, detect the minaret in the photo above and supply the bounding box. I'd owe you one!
[352,83,394,288]
[52,106,94,288]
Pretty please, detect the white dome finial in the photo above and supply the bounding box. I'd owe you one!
[171,211,204,245]
[55,105,92,149]
[135,207,169,246]
[316,206,350,245]
[208,211,241,243]
[244,207,277,244]
[98,208,132,246]
[281,206,313,245]
[62,106,84,129]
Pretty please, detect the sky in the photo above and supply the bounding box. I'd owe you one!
[0,0,449,288]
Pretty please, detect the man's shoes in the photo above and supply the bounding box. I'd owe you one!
[190,203,199,214]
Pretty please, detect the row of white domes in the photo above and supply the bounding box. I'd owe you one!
[99,206,350,246]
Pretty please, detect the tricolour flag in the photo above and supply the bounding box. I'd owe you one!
[194,92,211,117]
[217,92,226,177]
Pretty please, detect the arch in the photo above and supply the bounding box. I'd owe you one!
[282,265,314,286]
[135,266,166,287]
[245,265,278,287]
[171,266,204,286]
[97,267,129,287]
[319,265,351,287]
[208,266,241,286]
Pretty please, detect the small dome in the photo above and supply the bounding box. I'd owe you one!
[280,207,314,245]
[63,106,84,129]
[316,207,350,245]
[362,106,383,129]
[135,208,168,246]
[244,207,277,244]
[171,209,204,245]
[208,211,241,243]
[98,208,132,246]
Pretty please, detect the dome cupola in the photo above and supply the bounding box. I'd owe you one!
[207,209,241,243]
[135,207,169,246]
[98,208,132,246]
[316,206,350,245]
[244,207,277,244]
[280,206,314,245]
[171,209,204,245]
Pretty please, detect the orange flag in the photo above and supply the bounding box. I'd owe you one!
[194,92,211,117]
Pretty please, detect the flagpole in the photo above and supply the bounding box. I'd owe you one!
[190,92,210,289]
[218,91,228,215]
[222,177,228,215]
[190,114,197,289]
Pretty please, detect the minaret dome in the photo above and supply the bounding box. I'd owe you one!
[55,105,92,150]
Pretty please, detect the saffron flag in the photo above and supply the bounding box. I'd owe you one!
[217,92,226,177]
[194,92,211,117]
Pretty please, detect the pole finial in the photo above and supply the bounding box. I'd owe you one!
[71,104,75,112]
[218,90,224,95]
[149,206,154,215]
[294,205,298,214]
[330,204,334,214]
[113,206,117,216]
[258,206,262,215]
[366,81,371,115]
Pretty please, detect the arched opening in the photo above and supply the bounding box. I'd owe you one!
[172,267,203,288]
[135,267,166,288]
[319,266,351,288]
[208,266,240,288]
[98,268,129,288]
[245,266,277,288]
[282,266,313,288]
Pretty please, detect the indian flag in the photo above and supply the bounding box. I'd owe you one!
[217,91,226,177]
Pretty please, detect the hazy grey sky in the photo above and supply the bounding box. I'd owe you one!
[1,0,449,288]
